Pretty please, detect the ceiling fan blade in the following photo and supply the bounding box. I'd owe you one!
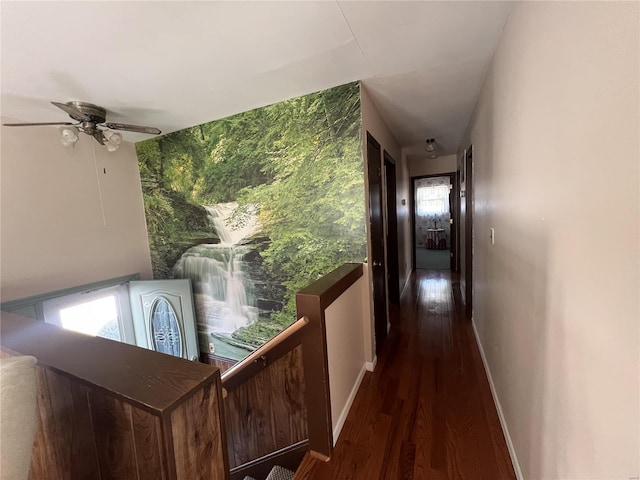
[3,121,75,127]
[103,122,161,135]
[51,101,91,122]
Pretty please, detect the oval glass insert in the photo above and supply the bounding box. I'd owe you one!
[150,297,183,357]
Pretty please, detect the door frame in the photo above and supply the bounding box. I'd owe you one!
[410,172,458,271]
[463,145,474,310]
[383,151,400,304]
[455,166,462,272]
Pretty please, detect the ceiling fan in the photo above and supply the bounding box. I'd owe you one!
[3,101,161,150]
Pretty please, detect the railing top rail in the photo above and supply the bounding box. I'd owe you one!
[221,316,309,389]
[295,263,363,310]
[0,312,218,415]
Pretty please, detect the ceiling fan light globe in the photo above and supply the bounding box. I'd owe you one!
[59,126,79,146]
[105,142,119,152]
[60,126,79,142]
[108,132,122,146]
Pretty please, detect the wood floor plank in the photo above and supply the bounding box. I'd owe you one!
[295,270,516,480]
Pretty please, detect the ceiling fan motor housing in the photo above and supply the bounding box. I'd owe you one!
[67,101,106,124]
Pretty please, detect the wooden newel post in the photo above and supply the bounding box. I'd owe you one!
[296,292,333,461]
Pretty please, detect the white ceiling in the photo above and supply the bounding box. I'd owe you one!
[1,1,512,159]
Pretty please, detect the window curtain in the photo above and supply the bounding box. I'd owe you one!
[416,185,450,216]
[415,177,451,247]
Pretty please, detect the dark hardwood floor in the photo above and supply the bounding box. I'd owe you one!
[296,270,516,479]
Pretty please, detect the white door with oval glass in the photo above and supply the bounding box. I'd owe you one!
[128,279,199,361]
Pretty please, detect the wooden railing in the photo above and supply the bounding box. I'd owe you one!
[1,262,366,480]
[0,312,229,480]
[221,316,309,390]
[296,262,363,460]
[221,317,310,479]
[220,263,364,479]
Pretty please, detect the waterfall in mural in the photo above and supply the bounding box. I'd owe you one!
[173,202,261,341]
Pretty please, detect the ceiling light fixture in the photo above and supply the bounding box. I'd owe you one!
[59,127,123,152]
[425,138,436,152]
[103,130,123,152]
[60,126,79,147]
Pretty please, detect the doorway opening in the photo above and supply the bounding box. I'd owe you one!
[413,175,453,270]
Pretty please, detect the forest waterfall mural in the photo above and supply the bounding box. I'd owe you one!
[136,82,366,361]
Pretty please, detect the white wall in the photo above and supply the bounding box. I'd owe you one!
[324,270,368,444]
[1,123,153,301]
[395,147,412,294]
[459,3,639,479]
[360,83,409,361]
[408,154,457,178]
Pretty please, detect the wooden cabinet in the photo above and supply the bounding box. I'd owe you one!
[0,312,229,480]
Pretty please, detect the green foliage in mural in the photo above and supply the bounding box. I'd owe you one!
[136,82,365,352]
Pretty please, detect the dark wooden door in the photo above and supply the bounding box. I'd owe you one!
[464,146,473,310]
[384,153,400,304]
[449,172,458,271]
[455,169,461,272]
[367,133,388,353]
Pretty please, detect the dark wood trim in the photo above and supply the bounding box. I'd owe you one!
[214,372,232,478]
[450,171,459,272]
[366,131,380,149]
[464,145,474,311]
[162,413,178,480]
[296,263,363,311]
[410,173,456,271]
[365,131,388,356]
[296,263,363,460]
[230,440,309,480]
[297,294,331,461]
[410,179,416,271]
[455,167,462,272]
[384,151,400,304]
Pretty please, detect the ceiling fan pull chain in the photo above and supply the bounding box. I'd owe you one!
[92,145,108,230]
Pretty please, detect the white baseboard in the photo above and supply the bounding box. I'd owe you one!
[471,320,524,480]
[365,356,377,372]
[332,363,367,445]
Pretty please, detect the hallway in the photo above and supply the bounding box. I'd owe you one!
[296,270,516,479]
